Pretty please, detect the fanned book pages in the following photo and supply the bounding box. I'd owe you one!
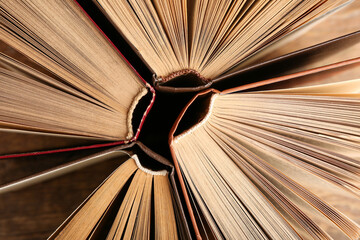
[0,0,152,141]
[0,0,360,240]
[170,78,360,239]
[0,143,191,240]
[50,156,176,239]
[94,0,351,90]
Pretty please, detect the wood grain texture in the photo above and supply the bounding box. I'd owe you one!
[0,157,121,240]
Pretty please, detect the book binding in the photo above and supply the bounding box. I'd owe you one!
[157,30,360,92]
[169,56,360,239]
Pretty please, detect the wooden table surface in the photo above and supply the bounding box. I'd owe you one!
[0,1,359,239]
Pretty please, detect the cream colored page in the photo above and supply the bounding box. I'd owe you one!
[0,0,145,115]
[173,125,300,240]
[55,159,138,239]
[0,67,128,139]
[173,89,360,239]
[96,0,182,77]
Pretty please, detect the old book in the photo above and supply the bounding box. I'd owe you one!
[170,59,360,239]
[0,0,153,143]
[0,0,358,143]
[0,0,359,240]
[0,143,191,239]
[93,0,354,91]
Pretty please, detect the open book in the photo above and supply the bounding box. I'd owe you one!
[94,0,353,91]
[170,61,360,239]
[0,143,191,239]
[0,0,154,143]
[0,0,359,239]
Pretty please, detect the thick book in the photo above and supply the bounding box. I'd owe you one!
[0,0,154,146]
[93,0,356,92]
[169,58,360,239]
[0,0,359,240]
[0,142,191,239]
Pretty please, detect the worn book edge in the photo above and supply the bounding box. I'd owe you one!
[174,94,218,144]
[132,154,167,176]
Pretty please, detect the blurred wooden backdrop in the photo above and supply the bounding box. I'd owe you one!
[0,1,359,239]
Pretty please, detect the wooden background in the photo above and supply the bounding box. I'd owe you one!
[0,1,359,239]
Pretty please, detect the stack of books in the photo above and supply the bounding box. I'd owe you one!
[0,0,359,239]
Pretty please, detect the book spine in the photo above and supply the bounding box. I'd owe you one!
[133,83,156,140]
[174,94,218,143]
[132,154,168,176]
[155,81,212,93]
[156,69,210,84]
